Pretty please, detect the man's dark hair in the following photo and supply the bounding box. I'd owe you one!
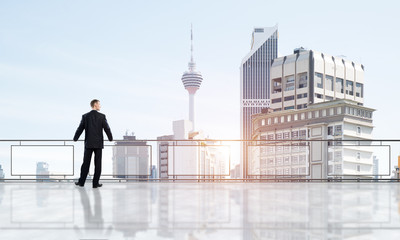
[90,99,100,108]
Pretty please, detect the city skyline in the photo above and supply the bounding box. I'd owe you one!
[0,0,399,145]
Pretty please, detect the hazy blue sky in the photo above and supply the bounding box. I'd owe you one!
[1,0,399,143]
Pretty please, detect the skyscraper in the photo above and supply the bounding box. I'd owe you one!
[181,25,203,131]
[240,25,278,178]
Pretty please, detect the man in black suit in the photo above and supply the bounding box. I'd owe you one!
[73,99,113,188]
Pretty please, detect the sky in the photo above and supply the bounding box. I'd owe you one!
[1,0,400,172]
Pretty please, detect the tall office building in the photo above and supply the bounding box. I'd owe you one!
[240,25,278,178]
[270,48,364,111]
[181,26,203,130]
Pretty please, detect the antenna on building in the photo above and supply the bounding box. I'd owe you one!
[190,23,193,63]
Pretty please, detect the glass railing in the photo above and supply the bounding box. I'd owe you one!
[0,139,398,181]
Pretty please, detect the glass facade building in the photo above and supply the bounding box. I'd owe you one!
[240,25,278,178]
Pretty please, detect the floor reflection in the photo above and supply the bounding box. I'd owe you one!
[0,182,399,239]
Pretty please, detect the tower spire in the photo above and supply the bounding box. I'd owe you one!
[181,24,203,131]
[190,23,193,63]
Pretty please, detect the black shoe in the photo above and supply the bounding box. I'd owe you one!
[93,184,103,188]
[75,182,84,187]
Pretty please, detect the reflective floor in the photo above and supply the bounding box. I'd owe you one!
[0,182,400,240]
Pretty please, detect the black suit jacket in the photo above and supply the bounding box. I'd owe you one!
[73,110,113,149]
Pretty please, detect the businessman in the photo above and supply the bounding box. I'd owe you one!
[73,99,113,188]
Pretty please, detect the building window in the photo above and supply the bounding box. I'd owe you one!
[356,83,363,97]
[299,130,307,139]
[335,151,342,160]
[315,72,323,88]
[299,155,306,164]
[276,157,283,166]
[267,134,274,140]
[285,75,295,91]
[297,104,307,109]
[273,78,282,93]
[283,157,290,165]
[316,93,323,99]
[261,119,265,126]
[281,116,285,123]
[276,146,283,153]
[322,109,326,117]
[291,155,299,164]
[274,117,278,124]
[325,96,334,101]
[283,132,290,139]
[328,126,333,136]
[334,125,342,136]
[298,72,308,88]
[287,115,291,122]
[357,164,361,172]
[329,108,334,115]
[284,168,290,175]
[308,112,312,119]
[300,113,305,120]
[357,152,361,160]
[272,98,282,103]
[346,80,354,95]
[276,133,283,140]
[267,118,271,125]
[357,126,361,135]
[326,75,334,91]
[267,158,274,166]
[315,111,319,118]
[284,145,290,152]
[294,114,298,121]
[284,95,295,101]
[291,131,298,139]
[284,106,295,110]
[336,78,344,93]
[337,107,342,114]
[297,93,307,99]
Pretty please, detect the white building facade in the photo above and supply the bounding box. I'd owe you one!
[158,120,227,180]
[251,100,375,179]
[270,48,364,111]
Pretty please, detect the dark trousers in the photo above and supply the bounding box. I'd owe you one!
[78,148,102,186]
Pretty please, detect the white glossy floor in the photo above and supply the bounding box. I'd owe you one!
[0,182,400,240]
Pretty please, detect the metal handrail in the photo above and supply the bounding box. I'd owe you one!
[0,139,398,182]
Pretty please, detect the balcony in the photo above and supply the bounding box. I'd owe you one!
[0,139,399,239]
